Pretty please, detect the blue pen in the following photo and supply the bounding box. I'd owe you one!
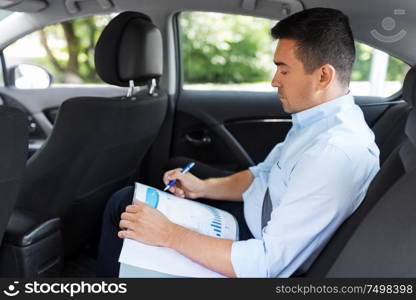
[163,162,195,191]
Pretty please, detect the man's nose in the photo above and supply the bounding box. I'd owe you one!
[271,72,281,88]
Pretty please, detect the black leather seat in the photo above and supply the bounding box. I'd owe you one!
[13,11,168,258]
[372,101,411,165]
[0,107,27,244]
[304,66,416,277]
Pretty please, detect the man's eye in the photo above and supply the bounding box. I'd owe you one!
[281,71,288,75]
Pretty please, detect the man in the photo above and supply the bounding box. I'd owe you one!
[97,7,379,277]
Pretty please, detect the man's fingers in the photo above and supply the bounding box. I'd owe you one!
[134,201,149,209]
[166,168,182,179]
[163,174,171,185]
[125,204,140,213]
[118,230,134,239]
[163,168,193,197]
[169,168,182,174]
[173,187,185,197]
[168,184,185,196]
[119,219,132,230]
[121,212,137,222]
[163,168,181,185]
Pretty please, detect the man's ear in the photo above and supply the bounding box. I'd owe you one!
[317,64,336,89]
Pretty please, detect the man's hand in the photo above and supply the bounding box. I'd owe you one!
[118,201,175,247]
[118,199,237,277]
[163,168,253,202]
[163,168,206,199]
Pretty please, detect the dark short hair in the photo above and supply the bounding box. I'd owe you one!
[271,7,355,87]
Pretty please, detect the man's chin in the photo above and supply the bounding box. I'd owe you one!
[281,102,291,114]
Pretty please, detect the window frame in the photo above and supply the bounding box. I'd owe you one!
[173,12,184,94]
[1,15,114,88]
[0,50,7,87]
[175,11,407,100]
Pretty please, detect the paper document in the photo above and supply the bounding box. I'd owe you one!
[118,182,239,277]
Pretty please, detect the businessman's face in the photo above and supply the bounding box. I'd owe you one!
[271,39,319,114]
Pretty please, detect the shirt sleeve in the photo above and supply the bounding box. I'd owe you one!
[231,144,376,277]
[248,142,283,178]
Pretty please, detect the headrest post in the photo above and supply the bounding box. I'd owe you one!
[148,78,158,96]
[126,80,135,98]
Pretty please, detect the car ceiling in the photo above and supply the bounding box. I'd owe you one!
[0,0,415,82]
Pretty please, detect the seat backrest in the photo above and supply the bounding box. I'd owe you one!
[372,101,411,165]
[0,106,27,244]
[305,66,416,277]
[15,12,168,257]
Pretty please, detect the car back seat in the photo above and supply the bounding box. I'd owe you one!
[372,101,411,164]
[304,65,416,277]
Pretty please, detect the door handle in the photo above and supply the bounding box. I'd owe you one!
[185,133,212,146]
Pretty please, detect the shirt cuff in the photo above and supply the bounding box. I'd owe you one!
[248,165,260,178]
[231,239,268,277]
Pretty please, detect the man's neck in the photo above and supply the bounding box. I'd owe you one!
[317,87,349,105]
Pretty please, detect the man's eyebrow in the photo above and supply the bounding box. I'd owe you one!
[274,61,289,67]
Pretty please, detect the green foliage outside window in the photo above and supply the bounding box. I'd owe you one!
[5,15,112,84]
[180,12,275,84]
[4,11,408,87]
[352,43,408,82]
[36,16,112,83]
[180,12,408,85]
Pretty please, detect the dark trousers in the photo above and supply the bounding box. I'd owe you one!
[96,187,253,277]
[96,186,135,277]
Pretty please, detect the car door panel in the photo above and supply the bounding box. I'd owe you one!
[171,90,393,172]
[225,119,292,164]
[171,90,288,171]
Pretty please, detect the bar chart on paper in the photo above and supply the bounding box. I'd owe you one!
[118,182,239,277]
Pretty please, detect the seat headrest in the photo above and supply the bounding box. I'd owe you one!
[94,11,163,87]
[403,66,416,107]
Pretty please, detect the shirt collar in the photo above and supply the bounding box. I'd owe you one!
[291,92,354,129]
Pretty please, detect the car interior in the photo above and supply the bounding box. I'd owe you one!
[0,0,415,277]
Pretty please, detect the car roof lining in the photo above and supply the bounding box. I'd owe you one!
[0,0,414,64]
[0,0,48,12]
[0,0,414,94]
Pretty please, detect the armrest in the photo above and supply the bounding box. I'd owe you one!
[0,210,63,277]
[3,210,60,247]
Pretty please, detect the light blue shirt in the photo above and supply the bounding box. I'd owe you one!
[231,92,380,277]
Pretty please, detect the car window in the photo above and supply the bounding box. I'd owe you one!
[351,43,409,97]
[0,9,11,23]
[179,11,276,92]
[179,11,409,97]
[3,15,113,87]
